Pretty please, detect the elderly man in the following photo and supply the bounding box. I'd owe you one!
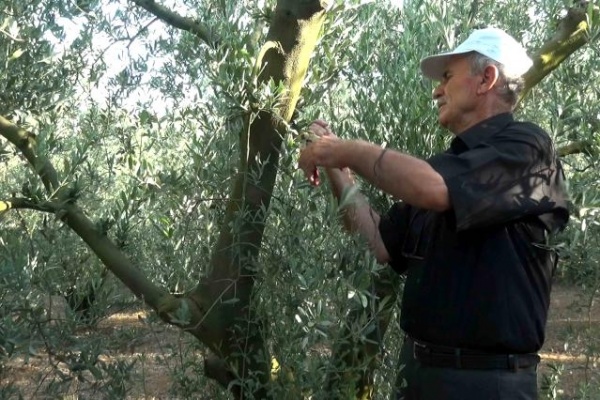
[298,27,569,399]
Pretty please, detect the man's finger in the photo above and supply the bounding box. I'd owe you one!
[309,121,336,139]
[312,119,329,128]
[298,149,320,186]
[308,125,329,139]
[311,168,320,186]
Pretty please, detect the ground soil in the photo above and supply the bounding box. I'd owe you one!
[2,283,599,399]
[538,284,600,398]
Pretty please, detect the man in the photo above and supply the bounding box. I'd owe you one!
[298,27,569,399]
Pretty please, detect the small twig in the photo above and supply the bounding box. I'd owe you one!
[127,17,159,49]
[89,16,159,75]
[0,197,58,214]
[0,29,25,42]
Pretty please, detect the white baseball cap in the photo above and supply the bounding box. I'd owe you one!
[420,27,533,81]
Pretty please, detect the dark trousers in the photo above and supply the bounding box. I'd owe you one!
[393,337,538,400]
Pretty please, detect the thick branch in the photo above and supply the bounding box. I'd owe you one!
[520,5,596,101]
[129,0,219,48]
[0,115,179,321]
[558,140,596,157]
[59,203,174,311]
[0,197,58,213]
[0,115,60,193]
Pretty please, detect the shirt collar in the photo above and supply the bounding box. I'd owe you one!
[450,113,514,152]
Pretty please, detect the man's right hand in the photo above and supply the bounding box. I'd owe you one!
[299,119,345,186]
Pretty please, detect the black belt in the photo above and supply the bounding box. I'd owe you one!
[411,338,540,371]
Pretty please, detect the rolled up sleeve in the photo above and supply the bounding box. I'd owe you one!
[427,129,563,231]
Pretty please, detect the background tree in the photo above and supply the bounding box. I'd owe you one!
[1,0,599,399]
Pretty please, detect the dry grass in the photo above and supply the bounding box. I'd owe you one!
[1,284,599,399]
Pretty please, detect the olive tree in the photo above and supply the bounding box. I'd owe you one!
[1,0,598,398]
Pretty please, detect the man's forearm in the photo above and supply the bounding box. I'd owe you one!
[343,140,449,211]
[325,168,390,263]
[325,167,363,232]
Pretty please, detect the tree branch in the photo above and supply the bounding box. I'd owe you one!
[0,115,60,193]
[520,4,597,101]
[0,115,178,320]
[0,197,58,214]
[129,0,220,48]
[58,202,175,311]
[558,140,596,157]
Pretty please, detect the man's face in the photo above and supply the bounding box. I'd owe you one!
[432,55,481,134]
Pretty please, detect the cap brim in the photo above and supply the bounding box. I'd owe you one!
[420,50,472,81]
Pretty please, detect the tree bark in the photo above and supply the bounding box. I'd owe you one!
[129,0,220,47]
[558,140,596,157]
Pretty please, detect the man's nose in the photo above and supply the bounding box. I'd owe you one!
[432,84,443,99]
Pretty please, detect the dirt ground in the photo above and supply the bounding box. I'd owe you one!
[1,284,599,399]
[538,284,600,399]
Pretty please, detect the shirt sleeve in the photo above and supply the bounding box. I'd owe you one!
[378,202,410,273]
[427,125,565,232]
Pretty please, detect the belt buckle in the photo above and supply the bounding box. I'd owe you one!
[413,340,428,361]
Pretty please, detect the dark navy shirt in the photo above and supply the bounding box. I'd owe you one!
[379,113,569,354]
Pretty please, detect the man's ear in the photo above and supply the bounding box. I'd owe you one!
[477,65,500,94]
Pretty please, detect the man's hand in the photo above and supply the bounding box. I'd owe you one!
[298,120,346,186]
[308,119,336,139]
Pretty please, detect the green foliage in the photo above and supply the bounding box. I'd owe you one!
[541,362,565,399]
[0,1,84,116]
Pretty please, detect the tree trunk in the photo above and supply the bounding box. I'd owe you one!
[177,1,327,398]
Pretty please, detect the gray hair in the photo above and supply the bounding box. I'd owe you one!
[468,52,525,108]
